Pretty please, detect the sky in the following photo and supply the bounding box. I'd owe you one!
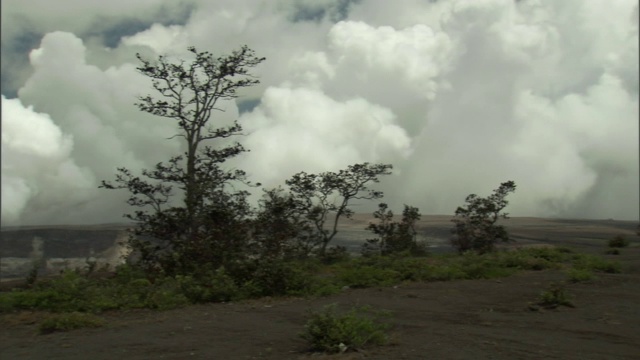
[1,0,638,226]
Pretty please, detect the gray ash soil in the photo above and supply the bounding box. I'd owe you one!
[1,219,639,360]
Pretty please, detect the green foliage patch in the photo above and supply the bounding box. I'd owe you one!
[572,254,622,273]
[536,283,575,309]
[301,304,391,353]
[566,268,595,283]
[38,312,105,334]
[0,247,622,315]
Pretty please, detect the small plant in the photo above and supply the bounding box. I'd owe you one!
[566,268,595,283]
[38,312,105,334]
[573,255,622,273]
[608,235,629,248]
[605,248,620,255]
[301,304,391,353]
[536,283,574,309]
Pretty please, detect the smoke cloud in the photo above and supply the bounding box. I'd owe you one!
[1,0,638,225]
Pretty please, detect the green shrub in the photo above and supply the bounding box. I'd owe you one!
[566,268,595,283]
[225,259,320,298]
[321,246,351,264]
[490,248,569,271]
[247,260,316,297]
[176,268,240,303]
[1,270,90,312]
[536,283,574,309]
[555,246,574,253]
[337,265,401,288]
[424,264,468,281]
[308,281,342,297]
[0,245,622,314]
[573,255,622,273]
[385,257,432,281]
[143,277,190,310]
[301,304,390,353]
[0,267,191,313]
[608,235,629,248]
[38,312,105,334]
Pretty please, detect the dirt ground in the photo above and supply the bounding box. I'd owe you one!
[1,222,639,359]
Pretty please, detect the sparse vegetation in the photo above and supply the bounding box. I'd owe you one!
[566,268,595,283]
[38,312,105,334]
[573,254,622,273]
[536,283,574,309]
[301,304,391,353]
[608,235,629,248]
[0,248,622,315]
[2,47,629,354]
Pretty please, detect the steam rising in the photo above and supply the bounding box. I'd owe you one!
[1,0,638,225]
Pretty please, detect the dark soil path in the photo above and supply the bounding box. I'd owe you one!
[2,249,639,360]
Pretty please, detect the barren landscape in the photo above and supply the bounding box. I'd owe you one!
[1,216,639,359]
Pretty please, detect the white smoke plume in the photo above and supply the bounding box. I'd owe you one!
[1,0,638,225]
[1,95,94,224]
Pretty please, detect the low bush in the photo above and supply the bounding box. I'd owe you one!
[566,268,595,283]
[536,283,574,309]
[572,254,622,273]
[0,247,623,315]
[38,312,105,334]
[608,235,629,248]
[177,268,241,303]
[337,265,401,288]
[301,304,390,353]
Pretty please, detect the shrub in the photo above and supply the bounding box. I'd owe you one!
[605,248,620,255]
[337,265,401,288]
[321,246,351,264]
[242,260,315,297]
[573,255,622,273]
[424,264,468,281]
[38,312,105,334]
[536,283,574,309]
[176,268,240,303]
[486,248,569,271]
[608,235,629,248]
[566,268,595,283]
[0,267,191,313]
[307,279,343,297]
[301,304,390,353]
